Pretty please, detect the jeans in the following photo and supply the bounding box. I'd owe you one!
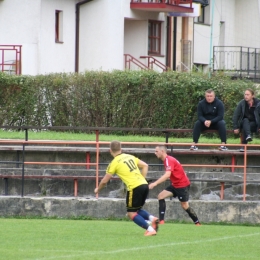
[240,118,257,144]
[192,120,226,143]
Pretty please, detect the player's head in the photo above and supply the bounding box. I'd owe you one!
[110,141,121,156]
[244,88,254,102]
[155,145,167,160]
[205,89,215,103]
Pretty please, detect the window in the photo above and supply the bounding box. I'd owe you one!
[148,20,162,55]
[194,3,210,24]
[55,10,63,43]
[194,5,205,23]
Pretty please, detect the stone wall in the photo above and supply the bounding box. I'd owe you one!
[0,196,260,224]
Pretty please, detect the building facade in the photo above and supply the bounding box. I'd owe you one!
[0,0,259,77]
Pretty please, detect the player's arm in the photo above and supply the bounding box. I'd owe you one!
[137,159,148,178]
[149,171,171,189]
[94,173,113,194]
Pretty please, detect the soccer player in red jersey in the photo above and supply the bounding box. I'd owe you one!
[149,145,201,225]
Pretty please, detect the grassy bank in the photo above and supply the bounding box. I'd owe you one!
[0,129,255,144]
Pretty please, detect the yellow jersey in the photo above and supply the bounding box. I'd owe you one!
[106,153,148,191]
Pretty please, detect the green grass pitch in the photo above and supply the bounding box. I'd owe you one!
[0,219,259,260]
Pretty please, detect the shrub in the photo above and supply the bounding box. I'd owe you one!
[0,70,255,134]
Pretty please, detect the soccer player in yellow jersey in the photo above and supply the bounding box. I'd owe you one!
[94,141,159,236]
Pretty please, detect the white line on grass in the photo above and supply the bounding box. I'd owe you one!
[33,232,260,260]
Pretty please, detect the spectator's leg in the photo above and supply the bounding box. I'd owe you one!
[192,120,205,143]
[215,120,227,144]
[249,121,257,136]
[241,118,251,144]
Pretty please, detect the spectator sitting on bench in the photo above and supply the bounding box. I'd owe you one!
[190,89,228,151]
[233,88,260,152]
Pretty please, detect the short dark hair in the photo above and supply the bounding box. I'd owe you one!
[110,141,121,153]
[205,89,215,95]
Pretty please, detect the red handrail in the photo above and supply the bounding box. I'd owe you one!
[124,54,149,70]
[130,0,192,8]
[140,55,169,71]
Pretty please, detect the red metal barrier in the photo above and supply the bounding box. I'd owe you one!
[0,140,253,201]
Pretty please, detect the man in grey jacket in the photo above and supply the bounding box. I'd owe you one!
[233,88,260,151]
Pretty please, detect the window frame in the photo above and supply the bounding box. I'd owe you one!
[55,10,63,43]
[148,20,162,56]
[195,5,205,23]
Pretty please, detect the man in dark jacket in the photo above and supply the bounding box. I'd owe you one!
[233,88,260,151]
[190,89,227,151]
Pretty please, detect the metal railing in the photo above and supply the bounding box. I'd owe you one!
[140,56,169,71]
[0,45,22,75]
[124,54,149,70]
[213,46,260,82]
[130,0,192,6]
[0,125,258,201]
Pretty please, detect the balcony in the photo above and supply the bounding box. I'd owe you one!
[213,46,260,83]
[130,0,193,13]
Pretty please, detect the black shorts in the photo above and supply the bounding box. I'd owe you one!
[126,184,149,212]
[165,185,190,202]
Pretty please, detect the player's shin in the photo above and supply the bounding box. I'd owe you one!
[132,213,149,229]
[159,199,166,221]
[185,207,200,224]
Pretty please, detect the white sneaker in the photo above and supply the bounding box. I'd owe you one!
[190,145,198,150]
[219,146,228,151]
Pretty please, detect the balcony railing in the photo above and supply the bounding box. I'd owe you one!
[213,46,260,82]
[130,0,193,13]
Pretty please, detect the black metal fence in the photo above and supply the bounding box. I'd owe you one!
[213,46,260,82]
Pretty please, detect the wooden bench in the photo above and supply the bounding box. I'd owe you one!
[0,144,257,175]
[162,129,235,143]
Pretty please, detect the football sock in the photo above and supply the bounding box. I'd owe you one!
[147,226,155,232]
[132,214,149,229]
[185,207,200,223]
[159,199,166,221]
[137,209,150,220]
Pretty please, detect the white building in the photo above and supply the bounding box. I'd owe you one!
[194,0,260,80]
[0,0,259,80]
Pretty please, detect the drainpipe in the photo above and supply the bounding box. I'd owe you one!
[172,17,177,71]
[208,0,215,78]
[75,0,94,73]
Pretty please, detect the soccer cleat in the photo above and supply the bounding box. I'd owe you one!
[195,222,202,226]
[144,230,157,236]
[190,145,198,150]
[151,217,159,232]
[159,220,165,224]
[246,135,252,142]
[219,146,228,151]
[239,148,245,152]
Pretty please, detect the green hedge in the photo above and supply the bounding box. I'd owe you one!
[0,70,256,132]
